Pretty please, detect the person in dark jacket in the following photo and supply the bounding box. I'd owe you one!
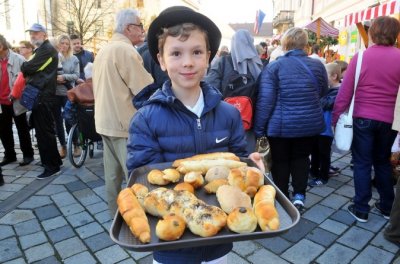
[308,63,340,187]
[254,27,328,212]
[127,6,264,264]
[70,34,94,82]
[21,23,62,179]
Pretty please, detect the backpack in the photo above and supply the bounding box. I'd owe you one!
[221,56,258,130]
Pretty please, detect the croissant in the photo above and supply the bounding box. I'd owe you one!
[177,159,247,174]
[172,152,240,167]
[253,185,280,231]
[117,188,151,243]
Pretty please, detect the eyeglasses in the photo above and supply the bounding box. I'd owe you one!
[127,23,144,30]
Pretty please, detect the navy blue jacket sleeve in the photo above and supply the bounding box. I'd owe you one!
[126,111,164,176]
[253,63,278,138]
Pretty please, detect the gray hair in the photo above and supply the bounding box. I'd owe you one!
[114,8,140,33]
[84,62,93,79]
[281,27,308,51]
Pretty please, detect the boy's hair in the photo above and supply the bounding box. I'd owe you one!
[334,60,348,74]
[325,63,341,82]
[157,23,210,58]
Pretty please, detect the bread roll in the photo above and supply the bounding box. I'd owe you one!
[117,188,151,243]
[147,169,170,186]
[131,183,149,207]
[227,207,257,233]
[184,171,204,189]
[156,213,186,241]
[177,159,247,174]
[253,185,280,231]
[172,152,240,167]
[143,188,176,217]
[174,182,195,194]
[205,166,230,182]
[216,185,252,214]
[228,166,264,198]
[204,179,229,194]
[162,168,181,183]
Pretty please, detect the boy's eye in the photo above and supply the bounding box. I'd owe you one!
[193,50,203,55]
[171,51,180,57]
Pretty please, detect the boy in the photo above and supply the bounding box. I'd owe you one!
[126,6,263,264]
[309,63,341,186]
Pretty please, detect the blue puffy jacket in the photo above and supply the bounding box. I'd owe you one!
[126,81,247,263]
[254,49,328,138]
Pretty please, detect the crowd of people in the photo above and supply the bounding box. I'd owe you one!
[0,5,399,263]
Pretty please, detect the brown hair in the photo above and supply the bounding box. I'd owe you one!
[325,63,341,82]
[0,34,8,50]
[157,23,210,57]
[281,27,308,51]
[369,16,400,46]
[19,40,34,50]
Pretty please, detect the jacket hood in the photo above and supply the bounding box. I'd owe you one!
[144,80,223,115]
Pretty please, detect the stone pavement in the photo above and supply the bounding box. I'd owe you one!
[0,138,399,263]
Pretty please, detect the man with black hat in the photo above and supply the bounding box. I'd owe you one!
[21,23,62,179]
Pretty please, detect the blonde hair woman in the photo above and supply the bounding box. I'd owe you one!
[254,27,329,212]
[54,34,80,158]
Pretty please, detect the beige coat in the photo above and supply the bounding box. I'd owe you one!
[393,87,400,131]
[93,33,153,138]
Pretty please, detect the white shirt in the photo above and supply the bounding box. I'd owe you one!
[309,53,326,64]
[184,89,204,118]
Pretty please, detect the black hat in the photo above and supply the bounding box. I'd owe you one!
[147,6,222,65]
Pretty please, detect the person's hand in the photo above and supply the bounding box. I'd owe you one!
[249,152,265,173]
[57,75,65,83]
[76,78,84,84]
[8,94,15,101]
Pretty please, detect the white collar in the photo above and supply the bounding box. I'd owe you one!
[184,89,204,118]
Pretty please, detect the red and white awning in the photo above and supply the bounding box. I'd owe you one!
[344,0,400,27]
[303,17,339,37]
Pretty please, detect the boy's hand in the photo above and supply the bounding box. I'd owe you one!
[249,152,265,173]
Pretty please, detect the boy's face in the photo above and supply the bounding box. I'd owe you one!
[158,29,210,92]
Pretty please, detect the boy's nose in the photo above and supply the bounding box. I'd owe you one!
[182,54,193,67]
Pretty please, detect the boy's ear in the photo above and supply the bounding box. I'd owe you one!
[206,50,211,65]
[157,53,167,71]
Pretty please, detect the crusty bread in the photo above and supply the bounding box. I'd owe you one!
[253,185,280,231]
[147,169,170,186]
[216,185,252,214]
[156,213,186,241]
[227,207,258,233]
[228,166,264,198]
[174,182,195,194]
[143,188,176,217]
[204,179,229,194]
[205,166,230,182]
[117,188,151,243]
[177,159,247,174]
[162,168,181,183]
[172,152,240,167]
[184,171,204,189]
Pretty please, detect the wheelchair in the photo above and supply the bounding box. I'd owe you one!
[67,104,102,168]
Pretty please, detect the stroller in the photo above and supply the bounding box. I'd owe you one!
[65,80,101,168]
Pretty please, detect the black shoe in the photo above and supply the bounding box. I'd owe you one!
[374,202,390,220]
[36,168,61,180]
[347,204,368,222]
[19,157,34,166]
[0,157,17,166]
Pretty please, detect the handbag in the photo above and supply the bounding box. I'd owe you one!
[13,99,28,116]
[256,136,272,173]
[334,50,364,151]
[20,84,40,110]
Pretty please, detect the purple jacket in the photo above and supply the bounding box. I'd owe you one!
[332,45,400,125]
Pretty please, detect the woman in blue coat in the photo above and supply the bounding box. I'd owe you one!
[254,27,328,212]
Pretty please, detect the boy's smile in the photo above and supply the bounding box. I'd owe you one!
[158,29,210,94]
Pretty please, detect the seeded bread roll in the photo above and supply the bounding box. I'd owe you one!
[227,207,258,233]
[131,183,149,208]
[156,213,186,241]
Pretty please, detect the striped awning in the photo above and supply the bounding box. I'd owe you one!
[303,17,339,37]
[344,0,400,27]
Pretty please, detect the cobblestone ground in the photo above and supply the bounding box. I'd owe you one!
[0,131,399,263]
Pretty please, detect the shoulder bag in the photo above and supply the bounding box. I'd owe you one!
[334,50,364,151]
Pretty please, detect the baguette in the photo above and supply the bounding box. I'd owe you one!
[177,159,247,174]
[172,152,240,167]
[253,185,280,231]
[117,188,151,243]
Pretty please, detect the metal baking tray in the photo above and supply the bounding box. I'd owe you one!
[110,161,300,252]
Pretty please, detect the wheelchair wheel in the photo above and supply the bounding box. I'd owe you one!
[67,124,88,168]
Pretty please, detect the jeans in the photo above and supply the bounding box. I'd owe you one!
[352,118,397,213]
[268,136,316,198]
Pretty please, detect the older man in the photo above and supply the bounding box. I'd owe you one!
[21,23,62,179]
[0,34,34,166]
[93,9,153,216]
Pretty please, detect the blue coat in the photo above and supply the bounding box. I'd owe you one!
[320,87,339,137]
[126,81,247,263]
[254,49,328,138]
[127,80,248,174]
